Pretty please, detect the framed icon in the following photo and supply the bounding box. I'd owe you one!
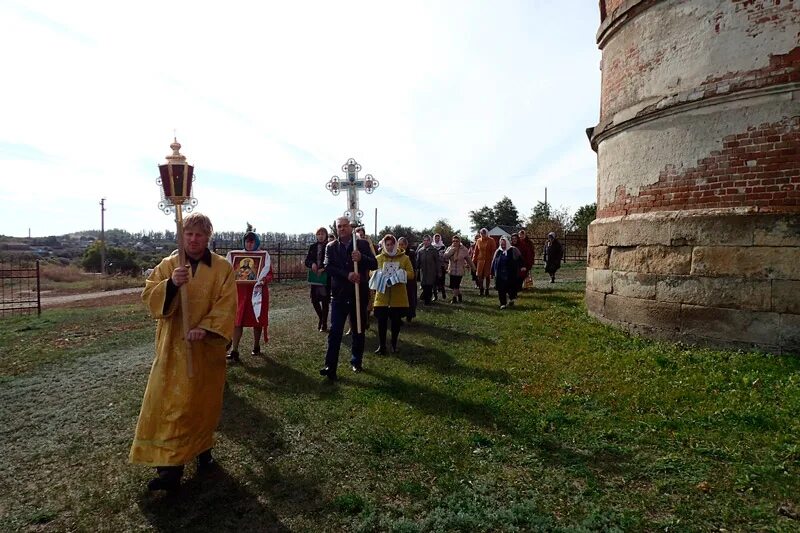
[229,252,265,283]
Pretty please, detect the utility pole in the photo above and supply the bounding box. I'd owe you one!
[544,187,549,218]
[100,198,106,275]
[374,207,378,239]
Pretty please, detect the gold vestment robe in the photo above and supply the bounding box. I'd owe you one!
[130,252,235,466]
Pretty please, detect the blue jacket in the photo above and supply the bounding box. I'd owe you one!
[324,237,378,300]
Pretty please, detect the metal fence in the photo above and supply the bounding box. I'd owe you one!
[0,259,40,316]
[212,241,310,281]
[529,233,587,263]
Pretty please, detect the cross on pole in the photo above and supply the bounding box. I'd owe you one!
[325,158,379,226]
[325,158,379,334]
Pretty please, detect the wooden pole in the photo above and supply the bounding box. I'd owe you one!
[353,227,362,334]
[175,206,194,377]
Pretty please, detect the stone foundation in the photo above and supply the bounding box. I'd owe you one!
[586,210,800,354]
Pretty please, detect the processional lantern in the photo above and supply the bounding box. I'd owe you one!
[157,138,198,215]
[155,138,197,377]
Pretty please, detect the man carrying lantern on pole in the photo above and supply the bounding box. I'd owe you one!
[129,139,236,492]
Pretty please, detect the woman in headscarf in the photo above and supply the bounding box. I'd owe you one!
[491,235,522,309]
[225,230,272,362]
[510,234,526,295]
[304,226,330,332]
[398,236,417,322]
[371,234,415,354]
[443,235,476,303]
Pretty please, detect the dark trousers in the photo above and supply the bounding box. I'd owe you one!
[496,278,519,306]
[374,307,404,349]
[405,280,418,320]
[421,284,434,304]
[310,286,329,329]
[436,268,447,297]
[325,295,367,371]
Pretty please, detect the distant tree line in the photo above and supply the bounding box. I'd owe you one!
[468,196,596,236]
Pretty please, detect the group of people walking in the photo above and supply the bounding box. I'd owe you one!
[129,211,565,492]
[308,220,565,381]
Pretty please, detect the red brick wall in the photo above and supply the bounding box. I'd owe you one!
[598,116,800,217]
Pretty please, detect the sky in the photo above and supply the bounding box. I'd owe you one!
[0,0,601,238]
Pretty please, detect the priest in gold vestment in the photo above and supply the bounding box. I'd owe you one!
[130,212,236,491]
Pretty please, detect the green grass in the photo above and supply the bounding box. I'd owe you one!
[0,302,152,378]
[1,272,798,531]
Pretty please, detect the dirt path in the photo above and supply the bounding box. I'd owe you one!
[41,287,142,307]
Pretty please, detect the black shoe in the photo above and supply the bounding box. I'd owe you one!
[148,468,182,492]
[374,346,386,355]
[319,366,338,380]
[351,364,363,373]
[391,345,399,354]
[197,450,217,474]
[226,350,240,363]
[251,347,261,356]
[458,294,463,302]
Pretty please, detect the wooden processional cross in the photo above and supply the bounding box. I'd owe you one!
[325,158,379,334]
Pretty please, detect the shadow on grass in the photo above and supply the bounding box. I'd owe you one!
[138,466,289,532]
[393,343,512,384]
[353,368,632,477]
[237,357,341,399]
[213,386,326,523]
[408,321,496,346]
[527,289,583,308]
[418,300,498,316]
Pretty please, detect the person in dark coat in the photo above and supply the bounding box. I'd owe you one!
[304,226,330,332]
[510,234,527,295]
[543,232,563,283]
[516,229,535,290]
[431,233,447,301]
[398,237,418,322]
[491,235,522,309]
[319,217,378,380]
[416,235,441,305]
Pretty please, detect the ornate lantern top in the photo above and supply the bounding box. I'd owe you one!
[156,137,197,215]
[165,138,187,165]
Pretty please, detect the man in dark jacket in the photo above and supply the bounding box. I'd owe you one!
[320,216,378,380]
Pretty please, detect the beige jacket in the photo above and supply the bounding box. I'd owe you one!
[444,244,476,276]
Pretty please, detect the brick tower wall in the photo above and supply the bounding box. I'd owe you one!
[588,0,800,353]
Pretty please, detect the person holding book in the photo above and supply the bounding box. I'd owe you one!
[305,226,331,332]
[371,234,414,354]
